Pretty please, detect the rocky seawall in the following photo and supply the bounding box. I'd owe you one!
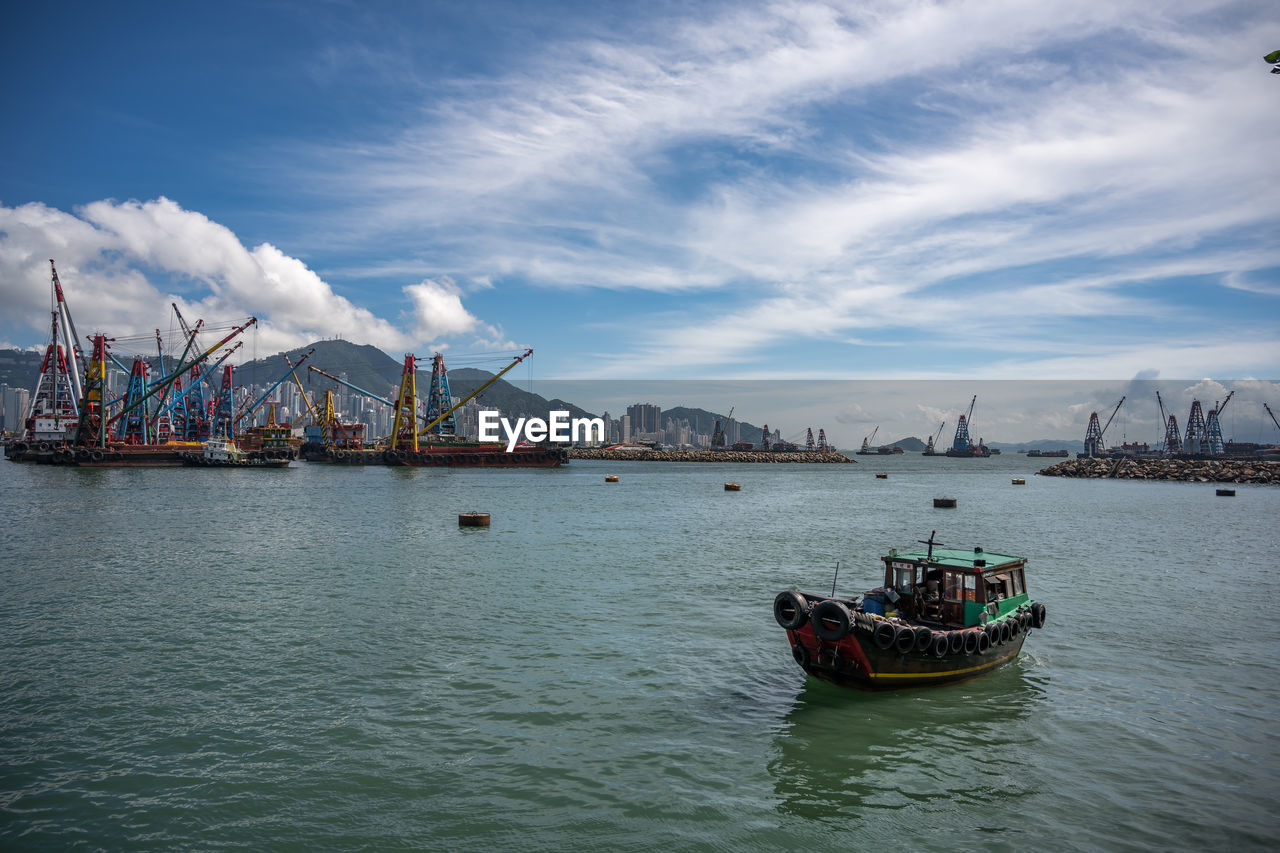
[1037,457,1280,484]
[568,448,855,464]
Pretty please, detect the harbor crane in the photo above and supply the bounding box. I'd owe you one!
[711,406,734,450]
[1083,396,1124,457]
[1265,402,1280,433]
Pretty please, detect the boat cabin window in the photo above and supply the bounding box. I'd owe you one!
[894,566,916,591]
[963,575,977,601]
[944,571,962,602]
[1011,569,1025,596]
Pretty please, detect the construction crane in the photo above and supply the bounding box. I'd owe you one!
[1156,391,1180,454]
[859,426,879,454]
[234,348,316,427]
[711,406,734,450]
[104,317,257,431]
[1084,396,1125,457]
[924,421,945,454]
[1265,402,1280,433]
[1205,390,1235,454]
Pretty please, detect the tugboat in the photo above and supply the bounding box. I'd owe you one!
[774,532,1046,689]
[180,436,291,467]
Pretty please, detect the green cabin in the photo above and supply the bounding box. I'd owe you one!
[880,547,1030,628]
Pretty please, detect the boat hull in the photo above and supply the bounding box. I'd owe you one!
[785,623,1027,690]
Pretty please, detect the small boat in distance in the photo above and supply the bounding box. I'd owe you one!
[774,532,1045,689]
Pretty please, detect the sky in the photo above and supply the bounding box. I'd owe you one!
[2,0,1278,432]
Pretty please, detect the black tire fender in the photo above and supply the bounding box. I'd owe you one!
[947,631,965,655]
[963,630,979,655]
[1033,603,1047,629]
[773,591,810,630]
[872,620,896,650]
[913,626,933,653]
[929,633,948,658]
[791,643,810,668]
[809,599,852,642]
[976,630,992,655]
[894,624,916,654]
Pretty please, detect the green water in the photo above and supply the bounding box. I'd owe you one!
[2,455,1277,850]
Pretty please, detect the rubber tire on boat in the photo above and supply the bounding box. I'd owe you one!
[948,631,965,655]
[894,624,916,655]
[873,620,897,650]
[13,442,28,454]
[929,633,948,658]
[809,599,852,642]
[38,441,51,452]
[91,450,104,462]
[1033,603,1046,629]
[1008,617,1021,637]
[963,630,979,655]
[791,643,809,668]
[914,626,933,653]
[773,591,810,630]
[976,630,992,655]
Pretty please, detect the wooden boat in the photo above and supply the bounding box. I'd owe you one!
[774,532,1045,689]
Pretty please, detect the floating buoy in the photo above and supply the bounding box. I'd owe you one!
[875,473,888,479]
[458,512,490,527]
[605,475,619,483]
[1012,478,1026,485]
[1216,488,1235,497]
[933,498,957,508]
[724,482,741,491]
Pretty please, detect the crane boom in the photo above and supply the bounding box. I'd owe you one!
[235,348,316,425]
[1265,402,1280,432]
[308,365,396,408]
[1100,396,1125,437]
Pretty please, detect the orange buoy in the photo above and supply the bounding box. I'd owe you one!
[1012,478,1026,485]
[605,474,619,482]
[875,473,888,479]
[724,482,741,491]
[458,512,491,527]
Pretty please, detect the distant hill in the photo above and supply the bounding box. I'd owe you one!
[886,436,926,452]
[239,340,403,398]
[0,349,42,391]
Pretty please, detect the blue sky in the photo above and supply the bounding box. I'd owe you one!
[2,0,1278,388]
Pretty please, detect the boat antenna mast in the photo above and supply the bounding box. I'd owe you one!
[918,530,945,562]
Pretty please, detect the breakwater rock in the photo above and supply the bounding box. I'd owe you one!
[568,448,855,464]
[1037,457,1280,484]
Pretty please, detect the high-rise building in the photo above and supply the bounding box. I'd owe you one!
[626,403,661,435]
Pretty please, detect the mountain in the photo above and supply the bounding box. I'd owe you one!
[239,340,403,399]
[0,349,43,391]
[886,436,926,452]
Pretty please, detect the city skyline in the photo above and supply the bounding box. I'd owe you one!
[2,2,1277,381]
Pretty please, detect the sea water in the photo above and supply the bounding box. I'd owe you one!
[1,455,1277,850]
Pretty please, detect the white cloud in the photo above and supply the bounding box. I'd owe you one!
[0,198,499,360]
